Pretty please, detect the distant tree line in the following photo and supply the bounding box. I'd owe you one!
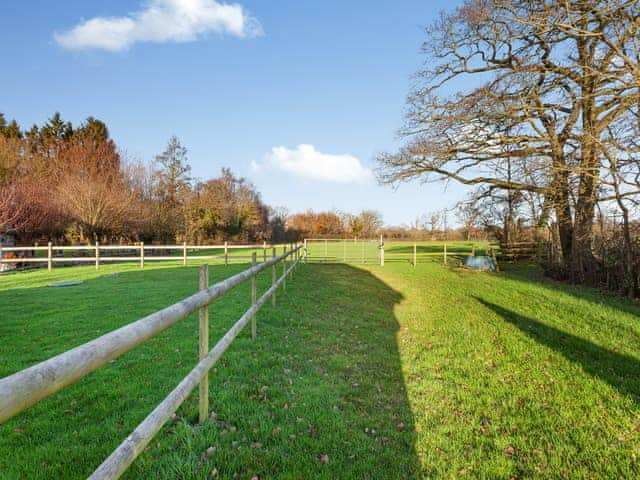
[0,112,388,245]
[286,210,384,239]
[0,113,288,244]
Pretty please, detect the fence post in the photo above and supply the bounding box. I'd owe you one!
[491,247,500,272]
[198,264,209,423]
[283,245,287,291]
[224,241,228,266]
[361,240,365,264]
[263,241,267,263]
[251,252,257,339]
[324,239,328,261]
[444,243,447,265]
[380,235,384,267]
[472,245,476,257]
[292,244,297,277]
[304,239,307,264]
[413,243,417,267]
[343,239,346,262]
[183,242,187,266]
[272,247,276,307]
[140,242,145,269]
[47,242,52,272]
[95,241,100,270]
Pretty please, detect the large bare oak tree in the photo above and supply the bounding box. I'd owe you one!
[377,0,640,282]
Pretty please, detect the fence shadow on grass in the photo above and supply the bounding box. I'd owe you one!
[474,296,640,403]
[0,263,419,479]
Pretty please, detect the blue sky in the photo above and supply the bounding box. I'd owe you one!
[1,0,470,226]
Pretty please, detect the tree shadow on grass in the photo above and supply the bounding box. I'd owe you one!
[474,296,640,403]
[493,264,640,337]
[0,263,419,479]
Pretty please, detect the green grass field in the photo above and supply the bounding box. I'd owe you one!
[304,240,497,264]
[1,254,639,478]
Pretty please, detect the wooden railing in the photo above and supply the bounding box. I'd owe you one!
[0,241,291,271]
[0,244,302,479]
[499,241,548,261]
[302,238,383,264]
[302,238,496,266]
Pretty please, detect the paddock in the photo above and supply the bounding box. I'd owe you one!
[1,255,639,478]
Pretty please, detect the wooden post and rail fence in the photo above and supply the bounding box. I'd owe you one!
[301,238,496,266]
[0,239,513,272]
[0,244,303,479]
[0,242,294,272]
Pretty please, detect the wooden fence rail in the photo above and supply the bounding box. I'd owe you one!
[302,238,493,266]
[0,244,302,479]
[0,242,293,272]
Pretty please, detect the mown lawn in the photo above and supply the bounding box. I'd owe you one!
[1,258,639,478]
[304,240,497,265]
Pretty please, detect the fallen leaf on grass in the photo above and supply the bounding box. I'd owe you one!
[504,446,516,457]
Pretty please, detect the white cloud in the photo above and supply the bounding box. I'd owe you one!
[256,144,373,184]
[54,0,262,51]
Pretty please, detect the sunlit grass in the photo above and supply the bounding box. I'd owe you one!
[1,259,639,478]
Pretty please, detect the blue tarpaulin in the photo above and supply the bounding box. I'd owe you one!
[463,255,497,272]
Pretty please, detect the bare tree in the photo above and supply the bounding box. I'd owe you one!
[185,169,270,243]
[426,211,441,240]
[455,200,481,241]
[0,184,24,232]
[599,115,640,296]
[0,179,66,241]
[55,141,130,242]
[358,210,384,238]
[377,0,640,283]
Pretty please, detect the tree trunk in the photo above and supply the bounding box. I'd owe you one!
[569,33,599,286]
[552,171,573,267]
[571,206,597,284]
[571,154,599,284]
